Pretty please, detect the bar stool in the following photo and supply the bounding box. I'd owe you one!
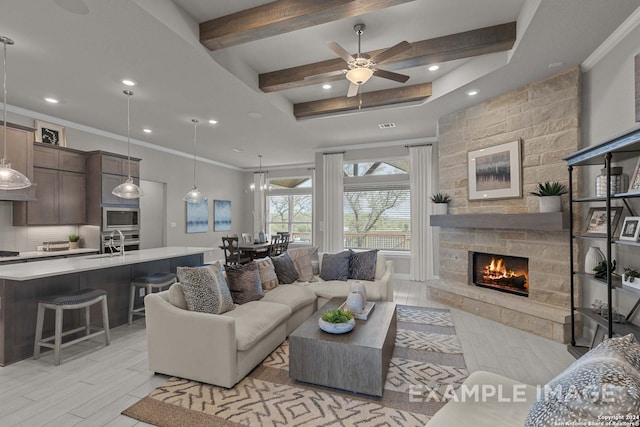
[128,272,177,324]
[34,288,111,366]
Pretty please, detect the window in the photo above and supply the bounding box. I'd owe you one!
[266,176,312,243]
[343,160,410,251]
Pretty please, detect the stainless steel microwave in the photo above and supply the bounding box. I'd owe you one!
[102,207,140,232]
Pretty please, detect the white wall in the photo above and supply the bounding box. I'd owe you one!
[582,19,640,325]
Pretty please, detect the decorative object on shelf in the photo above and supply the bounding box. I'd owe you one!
[318,309,355,334]
[530,181,567,213]
[345,290,365,313]
[112,90,144,199]
[584,246,605,274]
[183,119,205,203]
[583,206,623,237]
[186,198,208,233]
[629,158,640,193]
[68,234,80,250]
[467,139,521,200]
[622,267,640,291]
[0,35,31,190]
[350,281,367,306]
[620,216,640,241]
[213,200,232,231]
[593,259,615,279]
[430,192,451,215]
[34,120,67,147]
[595,167,627,197]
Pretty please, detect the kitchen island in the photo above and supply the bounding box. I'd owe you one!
[0,247,210,366]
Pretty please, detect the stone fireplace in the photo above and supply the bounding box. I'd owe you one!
[427,67,580,343]
[470,252,529,297]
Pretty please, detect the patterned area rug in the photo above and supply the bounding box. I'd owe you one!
[123,305,468,426]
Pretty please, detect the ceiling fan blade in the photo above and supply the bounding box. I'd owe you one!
[304,69,347,80]
[347,82,359,97]
[371,41,411,65]
[327,42,355,63]
[374,68,410,83]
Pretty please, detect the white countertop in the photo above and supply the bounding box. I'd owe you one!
[0,247,212,281]
[0,248,100,263]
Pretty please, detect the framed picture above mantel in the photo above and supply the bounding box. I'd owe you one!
[467,139,522,200]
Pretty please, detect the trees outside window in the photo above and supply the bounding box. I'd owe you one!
[266,176,312,243]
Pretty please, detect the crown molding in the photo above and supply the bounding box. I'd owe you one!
[582,6,640,71]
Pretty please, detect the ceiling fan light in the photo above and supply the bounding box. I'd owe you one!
[346,67,373,85]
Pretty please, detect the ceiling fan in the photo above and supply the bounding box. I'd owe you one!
[325,24,411,97]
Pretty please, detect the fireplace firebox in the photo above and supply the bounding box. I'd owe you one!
[470,252,529,297]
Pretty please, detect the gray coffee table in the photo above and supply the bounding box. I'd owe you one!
[289,298,396,396]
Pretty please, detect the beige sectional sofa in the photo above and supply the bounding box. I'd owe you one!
[145,251,394,388]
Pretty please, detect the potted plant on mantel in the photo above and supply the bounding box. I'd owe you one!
[68,234,80,250]
[430,192,451,215]
[530,181,568,213]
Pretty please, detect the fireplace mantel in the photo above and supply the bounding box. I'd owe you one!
[430,212,568,231]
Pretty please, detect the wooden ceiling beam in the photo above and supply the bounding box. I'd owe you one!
[293,82,431,118]
[260,22,516,92]
[200,0,416,51]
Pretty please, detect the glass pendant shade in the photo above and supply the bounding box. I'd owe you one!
[112,90,143,199]
[250,155,270,192]
[183,119,204,203]
[0,35,31,190]
[346,67,373,85]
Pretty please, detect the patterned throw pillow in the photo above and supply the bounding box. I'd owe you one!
[287,247,315,282]
[270,252,300,284]
[320,251,351,281]
[176,264,234,314]
[525,334,640,426]
[255,258,279,291]
[349,249,378,281]
[225,262,264,304]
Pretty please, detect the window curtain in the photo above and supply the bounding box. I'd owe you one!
[322,152,344,253]
[253,172,266,235]
[409,145,434,281]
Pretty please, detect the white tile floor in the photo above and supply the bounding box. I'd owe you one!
[0,279,576,426]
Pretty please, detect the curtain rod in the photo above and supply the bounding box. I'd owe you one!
[404,143,433,148]
[322,151,346,155]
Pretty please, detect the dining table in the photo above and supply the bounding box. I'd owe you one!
[219,241,272,259]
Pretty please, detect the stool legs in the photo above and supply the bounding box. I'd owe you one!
[128,284,136,325]
[33,303,45,360]
[102,295,111,345]
[54,306,63,366]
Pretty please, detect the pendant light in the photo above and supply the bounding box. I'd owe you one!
[183,119,204,203]
[112,90,144,199]
[250,155,269,192]
[0,36,31,190]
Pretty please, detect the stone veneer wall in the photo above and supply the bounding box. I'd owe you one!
[431,67,581,342]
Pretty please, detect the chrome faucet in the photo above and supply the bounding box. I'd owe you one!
[108,229,125,257]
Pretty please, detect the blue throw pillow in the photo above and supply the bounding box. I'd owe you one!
[349,249,378,281]
[320,251,351,281]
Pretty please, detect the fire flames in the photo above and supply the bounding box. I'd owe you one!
[483,258,528,290]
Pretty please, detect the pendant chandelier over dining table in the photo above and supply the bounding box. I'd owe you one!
[112,90,144,199]
[183,119,205,203]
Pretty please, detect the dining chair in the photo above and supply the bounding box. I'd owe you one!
[221,236,251,265]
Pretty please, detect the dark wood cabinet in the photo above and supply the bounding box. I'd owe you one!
[0,123,36,201]
[59,171,86,224]
[26,168,58,225]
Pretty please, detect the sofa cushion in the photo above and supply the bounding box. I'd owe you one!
[287,247,315,282]
[167,282,188,310]
[302,279,382,301]
[261,284,317,312]
[525,334,640,426]
[255,258,279,291]
[375,252,386,280]
[349,249,378,281]
[320,251,350,281]
[221,301,291,351]
[176,265,234,314]
[225,262,264,305]
[271,252,299,284]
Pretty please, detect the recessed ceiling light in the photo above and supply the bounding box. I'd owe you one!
[467,89,479,96]
[209,119,218,125]
[248,112,262,119]
[143,128,152,133]
[233,148,245,153]
[428,65,439,71]
[548,61,564,68]
[322,84,332,90]
[122,79,136,86]
[44,97,59,104]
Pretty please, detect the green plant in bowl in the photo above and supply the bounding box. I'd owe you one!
[68,234,80,242]
[529,181,568,197]
[321,309,353,323]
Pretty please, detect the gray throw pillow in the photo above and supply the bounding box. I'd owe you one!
[320,251,350,281]
[525,334,640,426]
[255,257,279,291]
[349,249,378,281]
[176,264,234,314]
[271,252,299,284]
[225,262,264,305]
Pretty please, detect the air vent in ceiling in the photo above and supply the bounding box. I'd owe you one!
[378,122,396,129]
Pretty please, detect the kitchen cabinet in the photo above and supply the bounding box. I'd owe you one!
[0,123,36,201]
[563,126,640,358]
[13,143,87,225]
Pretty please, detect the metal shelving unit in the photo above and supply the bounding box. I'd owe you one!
[563,126,640,358]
